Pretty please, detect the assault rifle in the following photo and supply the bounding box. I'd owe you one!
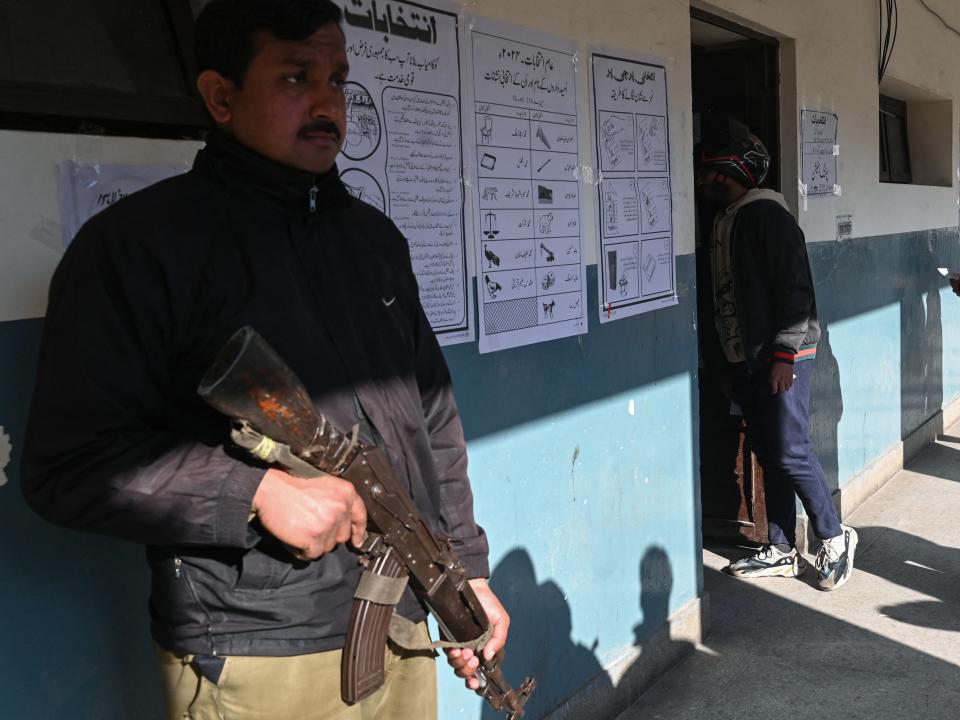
[198,327,535,719]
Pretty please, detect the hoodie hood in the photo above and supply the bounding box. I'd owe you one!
[725,187,789,216]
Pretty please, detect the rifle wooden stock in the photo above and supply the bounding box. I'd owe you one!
[199,327,535,720]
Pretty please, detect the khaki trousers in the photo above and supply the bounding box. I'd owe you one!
[155,624,437,720]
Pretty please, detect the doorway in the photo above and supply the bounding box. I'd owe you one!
[692,9,780,545]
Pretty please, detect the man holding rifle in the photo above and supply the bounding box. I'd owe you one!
[21,1,511,716]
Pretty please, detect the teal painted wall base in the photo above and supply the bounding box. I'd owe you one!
[0,259,703,720]
[441,261,701,718]
[0,319,164,719]
[808,226,960,492]
[5,224,958,719]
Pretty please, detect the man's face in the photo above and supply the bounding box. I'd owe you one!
[219,24,348,175]
[697,167,728,205]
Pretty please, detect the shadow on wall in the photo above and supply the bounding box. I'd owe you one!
[808,228,960,492]
[445,263,699,444]
[613,546,695,714]
[480,548,609,720]
[1,263,702,720]
[483,547,694,720]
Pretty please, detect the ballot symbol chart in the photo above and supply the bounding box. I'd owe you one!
[470,22,586,353]
[591,51,677,323]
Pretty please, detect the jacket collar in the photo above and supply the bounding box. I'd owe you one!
[193,131,350,215]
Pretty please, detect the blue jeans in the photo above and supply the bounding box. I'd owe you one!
[731,361,841,546]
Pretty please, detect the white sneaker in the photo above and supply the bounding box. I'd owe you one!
[727,545,807,578]
[816,525,859,591]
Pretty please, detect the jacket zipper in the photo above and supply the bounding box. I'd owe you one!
[308,184,318,213]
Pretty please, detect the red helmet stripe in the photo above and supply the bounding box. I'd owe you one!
[701,153,756,186]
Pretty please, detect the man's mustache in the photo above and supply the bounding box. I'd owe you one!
[299,120,341,140]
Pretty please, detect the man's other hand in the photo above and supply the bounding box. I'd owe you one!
[950,277,960,297]
[444,579,511,690]
[252,468,367,559]
[769,362,795,394]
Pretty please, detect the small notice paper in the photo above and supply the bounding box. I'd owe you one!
[58,161,187,248]
[800,109,838,197]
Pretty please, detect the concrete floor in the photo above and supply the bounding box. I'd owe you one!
[616,431,960,720]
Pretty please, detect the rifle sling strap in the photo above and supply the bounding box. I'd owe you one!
[387,614,493,654]
[355,570,409,605]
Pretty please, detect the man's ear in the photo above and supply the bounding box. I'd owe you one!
[196,70,235,125]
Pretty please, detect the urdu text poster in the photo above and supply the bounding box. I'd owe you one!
[337,0,472,345]
[590,50,677,323]
[800,109,838,197]
[468,18,587,353]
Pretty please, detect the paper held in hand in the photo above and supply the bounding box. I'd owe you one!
[937,267,960,281]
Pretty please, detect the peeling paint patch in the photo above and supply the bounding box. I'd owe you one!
[0,426,11,487]
[628,399,636,416]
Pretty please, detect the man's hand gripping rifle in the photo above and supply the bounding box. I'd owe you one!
[198,327,535,719]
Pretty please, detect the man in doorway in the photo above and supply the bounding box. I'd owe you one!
[697,114,858,591]
[20,1,507,717]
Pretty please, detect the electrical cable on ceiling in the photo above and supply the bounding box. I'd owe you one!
[918,0,960,40]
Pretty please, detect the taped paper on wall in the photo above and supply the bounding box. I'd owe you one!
[468,17,587,353]
[590,48,677,324]
[58,161,187,247]
[800,109,838,197]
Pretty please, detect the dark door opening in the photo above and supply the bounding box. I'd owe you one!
[692,10,780,545]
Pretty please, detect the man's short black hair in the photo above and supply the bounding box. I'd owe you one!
[194,0,343,86]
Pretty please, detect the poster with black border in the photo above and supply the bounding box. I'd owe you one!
[336,0,473,345]
[590,48,677,324]
[466,17,587,353]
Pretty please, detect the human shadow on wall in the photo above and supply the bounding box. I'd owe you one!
[612,546,696,716]
[899,234,944,441]
[480,549,609,720]
[510,547,698,720]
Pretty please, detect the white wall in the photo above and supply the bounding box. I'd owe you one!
[3,1,960,323]
[696,0,960,242]
[0,132,200,322]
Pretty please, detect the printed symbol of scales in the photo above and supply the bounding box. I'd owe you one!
[483,211,499,238]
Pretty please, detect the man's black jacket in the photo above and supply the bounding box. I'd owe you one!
[21,132,489,656]
[713,197,821,373]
